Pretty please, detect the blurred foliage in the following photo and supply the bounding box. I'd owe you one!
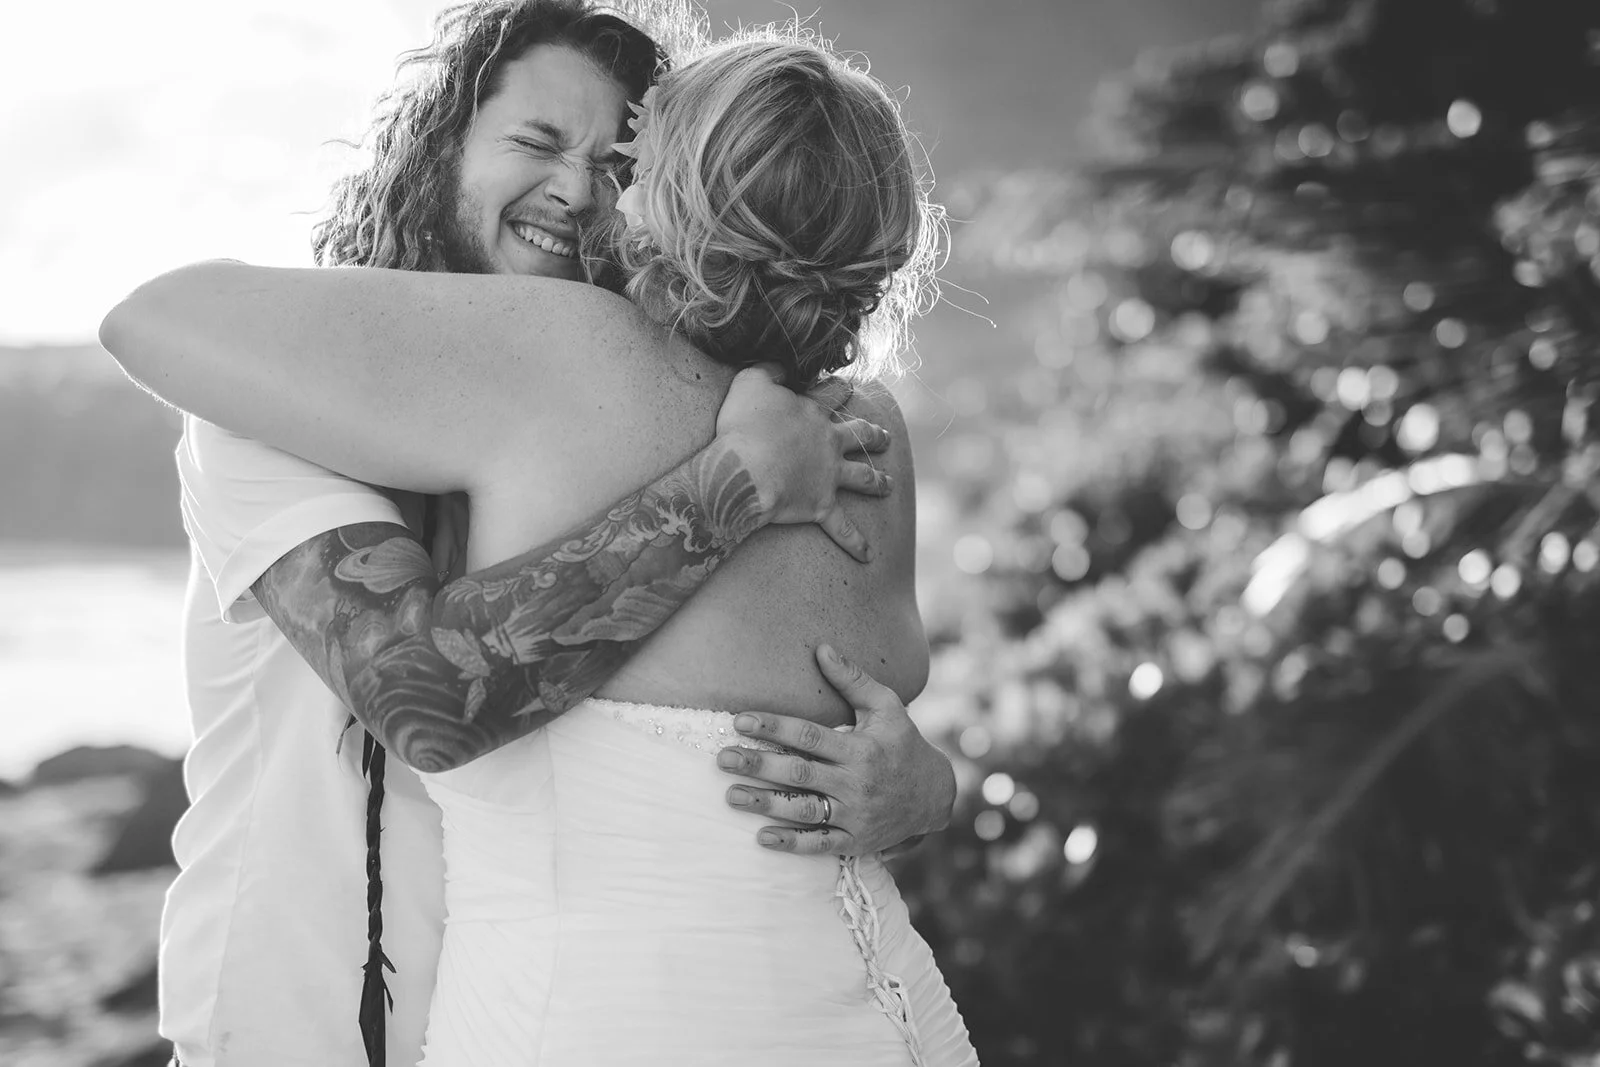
[896,0,1600,1064]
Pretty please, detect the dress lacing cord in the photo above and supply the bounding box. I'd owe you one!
[835,856,926,1066]
[597,701,931,1065]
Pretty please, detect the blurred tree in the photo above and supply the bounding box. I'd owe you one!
[898,1,1600,1064]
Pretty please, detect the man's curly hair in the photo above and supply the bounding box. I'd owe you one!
[312,0,669,271]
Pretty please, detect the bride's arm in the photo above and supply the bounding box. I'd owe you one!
[100,260,631,493]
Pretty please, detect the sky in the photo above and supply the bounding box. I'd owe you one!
[3,0,424,344]
[3,0,1261,346]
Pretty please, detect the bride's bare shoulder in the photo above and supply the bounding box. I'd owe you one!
[526,282,713,390]
[551,281,651,332]
[505,280,645,356]
[426,277,720,461]
[482,282,729,483]
[843,379,912,448]
[836,379,916,509]
[858,378,916,517]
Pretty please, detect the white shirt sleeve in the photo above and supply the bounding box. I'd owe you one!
[177,415,407,623]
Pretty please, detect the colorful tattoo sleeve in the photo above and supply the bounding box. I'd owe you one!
[251,438,769,772]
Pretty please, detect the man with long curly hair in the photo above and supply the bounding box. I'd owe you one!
[140,3,957,1065]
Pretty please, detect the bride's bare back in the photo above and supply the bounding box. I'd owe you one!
[464,300,925,727]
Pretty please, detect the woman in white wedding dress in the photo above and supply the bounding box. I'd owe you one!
[109,27,978,1067]
[410,37,976,1067]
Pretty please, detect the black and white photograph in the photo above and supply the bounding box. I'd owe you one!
[4,0,1600,1065]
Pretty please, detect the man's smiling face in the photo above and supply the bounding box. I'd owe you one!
[437,43,631,280]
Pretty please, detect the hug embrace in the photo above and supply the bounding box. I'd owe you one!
[100,1,979,1064]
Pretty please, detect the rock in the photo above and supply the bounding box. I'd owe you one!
[0,1007,69,1042]
[101,959,160,1014]
[93,759,187,876]
[29,745,174,788]
[90,1041,174,1067]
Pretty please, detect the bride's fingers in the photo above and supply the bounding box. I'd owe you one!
[832,417,890,455]
[731,712,852,763]
[816,505,872,562]
[724,785,836,826]
[757,825,856,856]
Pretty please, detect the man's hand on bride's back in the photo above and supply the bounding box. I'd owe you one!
[717,645,957,857]
[715,365,892,562]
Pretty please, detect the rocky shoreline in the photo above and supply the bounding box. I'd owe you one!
[0,745,184,1067]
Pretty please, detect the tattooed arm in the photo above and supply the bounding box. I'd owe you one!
[253,370,891,773]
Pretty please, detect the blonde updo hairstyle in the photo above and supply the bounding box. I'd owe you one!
[591,30,941,386]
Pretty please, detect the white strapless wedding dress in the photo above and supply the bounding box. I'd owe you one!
[416,697,979,1066]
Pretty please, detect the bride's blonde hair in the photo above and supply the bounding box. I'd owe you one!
[587,28,943,385]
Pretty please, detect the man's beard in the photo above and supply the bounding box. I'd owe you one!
[433,169,501,276]
[432,161,607,280]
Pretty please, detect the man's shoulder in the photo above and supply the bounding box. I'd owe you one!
[177,414,404,618]
[180,414,318,475]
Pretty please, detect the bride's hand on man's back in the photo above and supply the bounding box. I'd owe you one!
[715,365,894,562]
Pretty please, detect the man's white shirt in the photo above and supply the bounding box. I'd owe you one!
[165,415,444,1067]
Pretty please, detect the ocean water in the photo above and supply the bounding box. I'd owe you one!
[0,548,192,781]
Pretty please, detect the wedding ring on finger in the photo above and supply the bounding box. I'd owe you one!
[818,793,833,826]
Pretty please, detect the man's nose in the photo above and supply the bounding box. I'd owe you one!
[546,161,595,217]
